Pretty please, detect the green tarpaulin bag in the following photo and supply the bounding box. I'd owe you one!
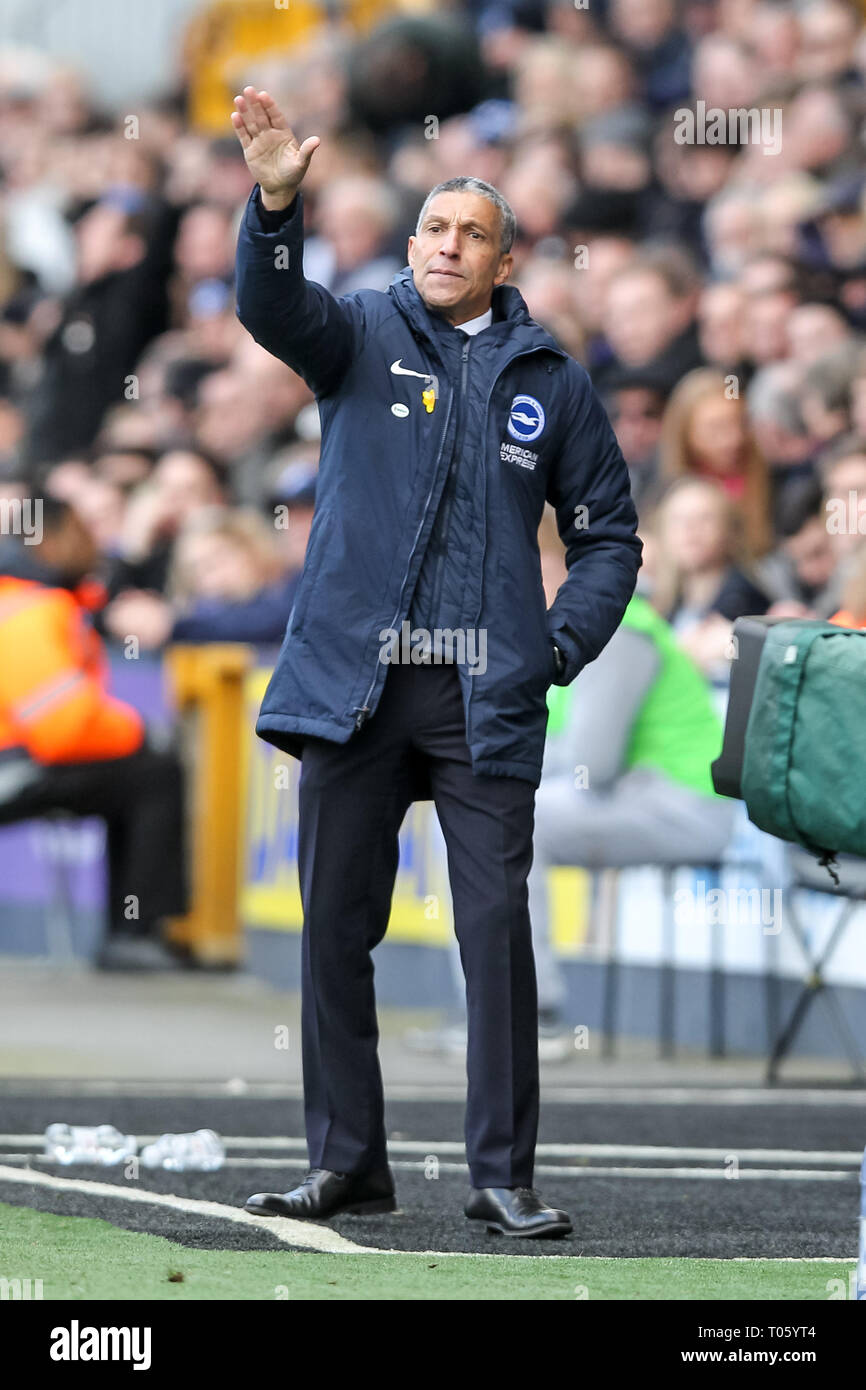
[740,618,866,881]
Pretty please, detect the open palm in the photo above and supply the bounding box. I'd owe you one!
[230,86,319,202]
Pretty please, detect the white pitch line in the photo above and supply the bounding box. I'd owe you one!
[215,1139,864,1165]
[528,1165,856,1182]
[215,1159,857,1182]
[2,1080,866,1105]
[166,1158,861,1181]
[0,1164,368,1255]
[372,1161,858,1182]
[3,1136,861,1165]
[1,1155,856,1181]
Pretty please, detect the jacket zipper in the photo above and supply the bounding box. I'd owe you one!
[353,368,455,731]
[427,334,471,628]
[464,347,568,750]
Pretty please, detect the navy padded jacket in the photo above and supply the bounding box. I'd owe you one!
[235,187,642,786]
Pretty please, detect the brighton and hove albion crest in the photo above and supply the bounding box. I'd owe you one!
[507,395,545,443]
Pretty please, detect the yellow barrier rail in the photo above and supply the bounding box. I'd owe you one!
[163,644,253,965]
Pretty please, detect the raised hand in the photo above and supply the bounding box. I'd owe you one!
[230,86,320,211]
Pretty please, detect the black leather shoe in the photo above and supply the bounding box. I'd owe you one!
[465,1186,573,1238]
[244,1167,396,1219]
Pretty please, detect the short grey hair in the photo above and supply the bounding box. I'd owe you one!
[416,177,516,255]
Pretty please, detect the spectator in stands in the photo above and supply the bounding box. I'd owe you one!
[303,176,402,296]
[172,507,298,643]
[0,498,188,969]
[25,190,173,467]
[69,474,128,558]
[697,281,748,380]
[193,343,315,504]
[787,302,853,365]
[608,0,692,110]
[650,476,771,680]
[850,346,866,436]
[169,201,235,327]
[757,473,838,616]
[104,445,228,599]
[746,361,818,527]
[91,445,157,493]
[703,186,762,279]
[742,283,801,371]
[600,365,670,517]
[595,248,704,394]
[103,507,299,650]
[346,13,486,135]
[658,368,772,555]
[798,0,863,86]
[751,0,801,78]
[801,177,866,332]
[819,442,866,610]
[828,540,866,628]
[783,84,855,180]
[570,234,636,375]
[799,346,855,451]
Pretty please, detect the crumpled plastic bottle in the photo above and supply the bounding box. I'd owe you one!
[43,1124,137,1165]
[139,1129,224,1172]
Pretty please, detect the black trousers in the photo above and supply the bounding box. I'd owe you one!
[298,661,539,1189]
[0,746,188,935]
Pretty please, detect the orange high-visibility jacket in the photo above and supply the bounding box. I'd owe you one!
[830,609,866,630]
[0,576,144,764]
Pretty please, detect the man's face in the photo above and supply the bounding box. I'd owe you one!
[699,285,745,365]
[604,270,684,366]
[40,511,99,583]
[408,192,513,326]
[609,387,665,466]
[76,205,142,285]
[785,515,835,590]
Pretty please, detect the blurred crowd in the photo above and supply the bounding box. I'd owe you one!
[1,0,866,679]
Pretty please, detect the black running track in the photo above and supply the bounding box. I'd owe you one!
[0,1086,863,1258]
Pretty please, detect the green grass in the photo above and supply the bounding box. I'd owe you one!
[0,1203,855,1301]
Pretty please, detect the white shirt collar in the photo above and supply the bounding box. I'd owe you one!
[455,308,493,336]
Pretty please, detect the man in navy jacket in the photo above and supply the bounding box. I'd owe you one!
[232,87,642,1238]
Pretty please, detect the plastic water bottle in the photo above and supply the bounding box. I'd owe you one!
[44,1124,136,1165]
[858,1147,866,1299]
[139,1129,224,1172]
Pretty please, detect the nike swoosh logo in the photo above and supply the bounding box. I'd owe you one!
[390,359,431,380]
